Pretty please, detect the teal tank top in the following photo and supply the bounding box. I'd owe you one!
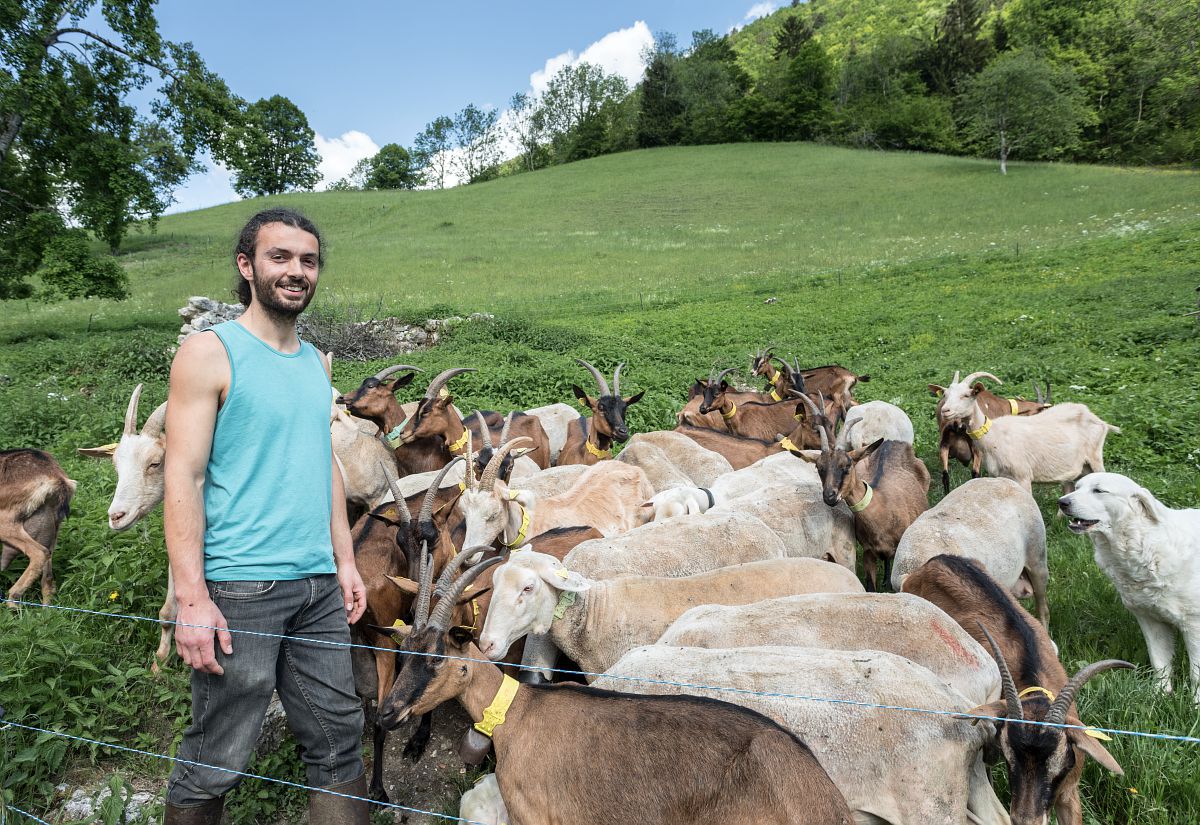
[202,321,335,581]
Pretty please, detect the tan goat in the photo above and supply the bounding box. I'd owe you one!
[1,449,75,605]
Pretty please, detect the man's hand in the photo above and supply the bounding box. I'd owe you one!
[175,596,233,675]
[337,559,366,624]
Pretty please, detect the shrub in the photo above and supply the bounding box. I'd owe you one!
[35,231,130,302]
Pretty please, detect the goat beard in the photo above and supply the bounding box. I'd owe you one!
[249,264,315,321]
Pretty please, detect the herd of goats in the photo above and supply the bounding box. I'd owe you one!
[4,345,1193,825]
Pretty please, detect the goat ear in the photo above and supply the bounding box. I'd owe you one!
[448,626,475,647]
[1130,489,1162,523]
[718,380,730,392]
[388,373,417,393]
[792,449,821,463]
[78,443,119,459]
[370,623,413,641]
[971,382,986,396]
[956,699,1008,725]
[851,438,885,463]
[385,575,421,595]
[536,559,590,592]
[508,489,535,510]
[624,390,645,405]
[571,385,593,406]
[1067,725,1124,774]
[927,384,945,397]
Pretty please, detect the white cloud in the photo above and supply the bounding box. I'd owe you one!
[315,130,379,189]
[529,21,654,96]
[744,2,780,23]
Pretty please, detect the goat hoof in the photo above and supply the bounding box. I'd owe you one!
[369,785,389,804]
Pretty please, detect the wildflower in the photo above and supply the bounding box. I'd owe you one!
[109,591,119,601]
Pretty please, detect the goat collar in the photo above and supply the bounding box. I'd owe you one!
[848,482,874,513]
[584,438,610,459]
[967,417,993,440]
[1018,685,1055,701]
[473,674,520,738]
[699,487,714,510]
[553,589,577,619]
[769,387,783,402]
[721,402,737,421]
[385,419,409,448]
[767,370,781,386]
[1007,398,1020,415]
[447,428,471,454]
[503,491,531,548]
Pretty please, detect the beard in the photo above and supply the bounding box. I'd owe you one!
[250,264,315,321]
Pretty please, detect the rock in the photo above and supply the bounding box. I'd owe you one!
[58,785,160,825]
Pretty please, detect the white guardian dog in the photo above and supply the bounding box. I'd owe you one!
[1059,472,1200,702]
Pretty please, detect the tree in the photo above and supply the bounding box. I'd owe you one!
[959,50,1092,173]
[366,143,420,189]
[225,95,321,196]
[780,40,835,140]
[451,104,501,184]
[637,51,684,147]
[328,157,373,191]
[0,0,237,298]
[506,92,549,172]
[676,30,750,145]
[773,15,815,60]
[34,229,129,301]
[539,62,629,163]
[413,115,453,189]
[917,0,991,95]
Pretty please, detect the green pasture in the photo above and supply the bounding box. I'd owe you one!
[1,144,1198,822]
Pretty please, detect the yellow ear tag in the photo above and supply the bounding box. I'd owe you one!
[1084,727,1113,741]
[438,387,451,398]
[554,568,570,580]
[97,442,120,451]
[391,619,406,628]
[935,388,944,397]
[577,397,588,406]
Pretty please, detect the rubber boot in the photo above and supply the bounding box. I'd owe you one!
[163,796,224,825]
[309,773,370,825]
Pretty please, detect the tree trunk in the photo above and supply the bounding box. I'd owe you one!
[0,112,23,166]
[999,130,1008,175]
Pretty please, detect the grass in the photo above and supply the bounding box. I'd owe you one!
[1,142,1199,822]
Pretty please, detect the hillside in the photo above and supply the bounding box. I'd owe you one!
[2,142,1196,342]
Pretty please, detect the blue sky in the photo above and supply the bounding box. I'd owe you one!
[150,0,783,212]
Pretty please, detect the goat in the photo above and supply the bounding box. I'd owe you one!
[521,402,577,464]
[658,592,1000,707]
[377,554,854,825]
[78,383,167,530]
[459,774,506,825]
[793,364,869,425]
[558,360,644,465]
[938,376,1117,495]
[837,400,914,450]
[672,425,808,470]
[477,551,863,675]
[457,439,654,552]
[676,367,764,429]
[641,450,817,523]
[0,449,75,606]
[892,477,1050,627]
[902,554,1132,825]
[387,368,552,473]
[793,415,929,590]
[750,348,803,400]
[329,389,401,520]
[680,367,805,443]
[598,644,1008,825]
[709,487,857,570]
[616,430,732,494]
[336,363,423,435]
[929,371,1053,494]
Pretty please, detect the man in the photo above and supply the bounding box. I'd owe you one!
[163,207,368,825]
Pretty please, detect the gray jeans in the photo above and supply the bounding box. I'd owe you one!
[166,575,364,805]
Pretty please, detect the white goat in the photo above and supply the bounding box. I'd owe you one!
[657,592,1001,706]
[641,451,816,523]
[938,373,1118,493]
[837,400,914,450]
[523,402,578,464]
[710,481,856,570]
[616,430,733,490]
[477,550,863,675]
[892,476,1050,627]
[459,774,507,825]
[597,645,1009,825]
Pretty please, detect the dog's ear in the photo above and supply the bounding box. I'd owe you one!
[1130,489,1163,523]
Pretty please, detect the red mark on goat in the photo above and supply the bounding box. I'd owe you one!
[931,620,974,665]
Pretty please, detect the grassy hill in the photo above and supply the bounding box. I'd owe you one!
[2,143,1198,821]
[2,143,1196,342]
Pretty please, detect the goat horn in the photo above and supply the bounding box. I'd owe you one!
[963,372,1003,386]
[1046,660,1134,725]
[1032,381,1043,405]
[710,367,736,386]
[612,362,624,396]
[429,555,504,631]
[977,622,1023,721]
[373,364,423,382]
[474,411,494,450]
[499,412,514,445]
[382,461,411,527]
[796,391,821,421]
[420,456,463,526]
[843,417,861,441]
[952,371,961,385]
[423,367,475,399]
[141,402,168,438]
[575,359,610,397]
[480,437,531,491]
[413,541,434,629]
[124,384,144,436]
[466,430,477,490]
[433,544,486,600]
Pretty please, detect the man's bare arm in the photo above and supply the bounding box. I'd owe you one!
[164,332,232,675]
[324,354,365,624]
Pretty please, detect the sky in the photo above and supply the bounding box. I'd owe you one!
[146,1,784,213]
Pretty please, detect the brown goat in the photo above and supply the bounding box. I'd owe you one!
[388,368,552,473]
[793,414,929,592]
[1,449,75,606]
[559,360,644,466]
[929,371,1050,494]
[377,554,854,825]
[902,555,1131,825]
[672,395,833,470]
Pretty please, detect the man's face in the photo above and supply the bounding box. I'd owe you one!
[237,222,320,318]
